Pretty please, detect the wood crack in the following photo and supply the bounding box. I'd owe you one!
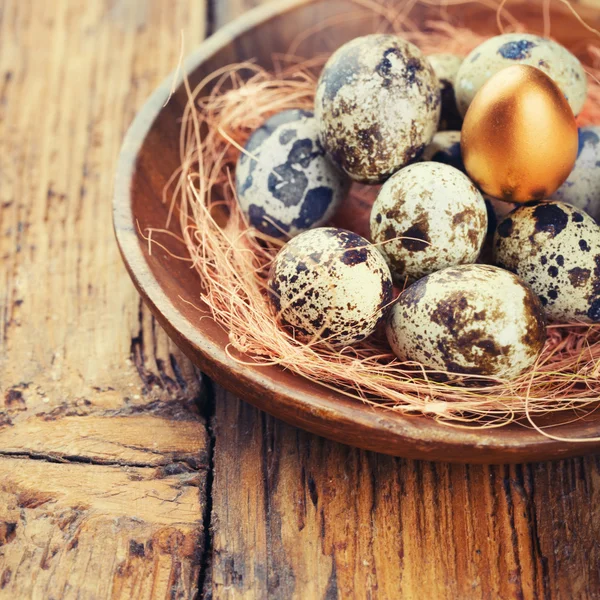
[195,375,216,598]
[0,449,208,472]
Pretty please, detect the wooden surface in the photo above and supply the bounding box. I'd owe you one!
[1,0,599,598]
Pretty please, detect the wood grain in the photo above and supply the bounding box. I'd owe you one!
[211,390,600,599]
[2,0,600,598]
[0,0,208,597]
[207,1,600,598]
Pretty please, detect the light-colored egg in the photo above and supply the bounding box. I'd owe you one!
[370,162,487,282]
[236,109,348,239]
[315,34,441,184]
[551,126,600,222]
[455,33,587,116]
[427,53,463,130]
[461,65,578,203]
[386,264,547,379]
[493,201,600,322]
[268,227,393,346]
[421,131,516,234]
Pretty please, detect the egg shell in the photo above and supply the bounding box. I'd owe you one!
[421,131,464,171]
[370,162,487,282]
[268,227,393,346]
[461,65,578,203]
[455,33,587,116]
[551,126,600,222]
[420,131,515,236]
[386,264,547,379]
[427,53,463,130]
[235,109,348,239]
[315,34,441,184]
[493,201,600,323]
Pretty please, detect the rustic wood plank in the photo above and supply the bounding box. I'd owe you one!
[211,390,600,599]
[0,0,208,597]
[0,457,204,599]
[207,1,600,598]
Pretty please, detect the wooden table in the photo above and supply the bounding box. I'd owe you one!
[0,0,599,598]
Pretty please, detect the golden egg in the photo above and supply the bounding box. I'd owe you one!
[461,64,578,204]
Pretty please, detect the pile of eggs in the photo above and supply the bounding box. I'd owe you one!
[235,32,600,380]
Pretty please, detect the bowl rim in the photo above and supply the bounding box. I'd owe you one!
[113,0,600,463]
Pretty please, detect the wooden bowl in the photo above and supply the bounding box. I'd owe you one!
[114,0,600,463]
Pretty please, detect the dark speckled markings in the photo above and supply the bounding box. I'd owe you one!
[336,234,369,265]
[498,39,536,60]
[242,109,313,158]
[248,204,290,238]
[431,145,463,171]
[319,42,362,103]
[421,131,464,172]
[398,276,427,308]
[568,267,591,288]
[551,126,600,222]
[370,162,487,282]
[386,264,546,379]
[268,227,393,346]
[532,203,569,237]
[376,47,404,87]
[236,109,347,239]
[577,128,600,157]
[315,34,440,183]
[588,298,600,321]
[401,221,430,252]
[494,201,600,322]
[496,217,514,238]
[293,187,333,230]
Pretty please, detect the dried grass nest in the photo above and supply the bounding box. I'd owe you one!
[149,0,600,440]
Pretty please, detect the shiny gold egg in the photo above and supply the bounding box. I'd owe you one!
[461,65,578,204]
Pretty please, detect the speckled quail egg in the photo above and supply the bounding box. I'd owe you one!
[551,126,600,222]
[235,109,348,239]
[315,34,441,184]
[420,131,513,236]
[421,131,464,171]
[427,53,463,130]
[268,227,393,346]
[494,201,600,323]
[370,162,487,282]
[386,264,547,379]
[455,33,587,116]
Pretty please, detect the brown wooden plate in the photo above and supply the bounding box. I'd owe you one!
[114,0,600,463]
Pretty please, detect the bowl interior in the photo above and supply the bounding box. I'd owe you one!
[115,0,600,462]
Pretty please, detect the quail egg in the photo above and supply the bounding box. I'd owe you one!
[420,131,513,236]
[236,109,348,239]
[494,201,600,322]
[386,264,547,379]
[427,53,463,130]
[268,227,393,346]
[370,162,487,282]
[551,126,600,222]
[421,131,464,171]
[315,34,441,184]
[455,33,587,116]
